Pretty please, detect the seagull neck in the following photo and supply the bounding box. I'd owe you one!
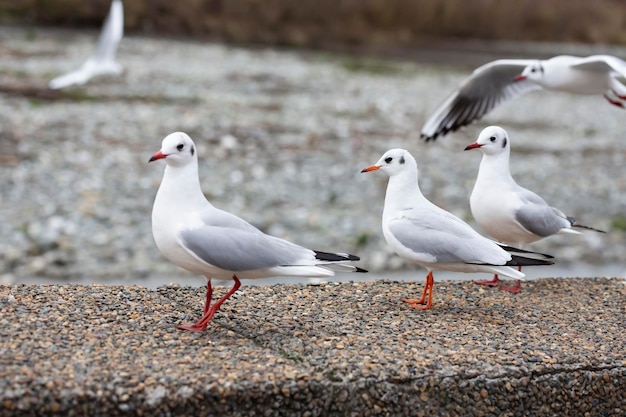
[479,151,514,183]
[158,162,207,207]
[384,170,426,212]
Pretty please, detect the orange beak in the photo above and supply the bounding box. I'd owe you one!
[464,142,482,151]
[148,151,167,163]
[514,74,526,81]
[361,165,380,173]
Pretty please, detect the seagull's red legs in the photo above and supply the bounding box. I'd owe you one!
[203,281,213,315]
[498,279,521,293]
[402,271,434,310]
[498,266,522,293]
[475,274,500,287]
[178,276,242,332]
[604,94,624,108]
[612,89,626,100]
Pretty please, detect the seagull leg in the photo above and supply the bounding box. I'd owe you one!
[604,94,624,108]
[498,266,522,293]
[474,274,500,287]
[178,276,242,332]
[204,275,242,321]
[178,280,214,332]
[611,89,626,100]
[402,271,434,310]
[203,281,213,315]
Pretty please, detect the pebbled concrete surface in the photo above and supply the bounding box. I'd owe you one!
[1,277,624,416]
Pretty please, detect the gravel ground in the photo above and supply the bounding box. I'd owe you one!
[1,278,625,416]
[0,26,625,286]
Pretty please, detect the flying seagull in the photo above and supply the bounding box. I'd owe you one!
[421,55,626,141]
[48,0,124,89]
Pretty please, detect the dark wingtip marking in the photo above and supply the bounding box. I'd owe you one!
[314,250,360,262]
[355,267,368,273]
[572,224,607,233]
[506,255,555,267]
[498,244,555,259]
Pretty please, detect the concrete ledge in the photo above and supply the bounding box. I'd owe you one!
[1,277,624,416]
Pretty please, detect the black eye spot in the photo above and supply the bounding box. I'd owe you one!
[399,156,405,164]
[490,136,496,142]
[176,144,184,151]
[384,157,393,164]
[191,145,195,156]
[502,138,507,148]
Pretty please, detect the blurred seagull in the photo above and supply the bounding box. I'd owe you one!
[421,55,626,141]
[361,148,553,309]
[149,132,366,332]
[464,126,605,292]
[48,0,124,89]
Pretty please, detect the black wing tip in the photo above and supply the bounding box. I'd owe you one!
[506,255,555,267]
[421,120,471,142]
[355,267,368,273]
[572,224,607,233]
[314,250,360,262]
[498,244,555,259]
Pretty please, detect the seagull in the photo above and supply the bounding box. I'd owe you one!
[361,148,553,309]
[48,0,124,89]
[149,132,366,332]
[421,55,626,141]
[464,126,605,292]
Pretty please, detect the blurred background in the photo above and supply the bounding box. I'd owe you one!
[1,0,625,288]
[3,0,626,46]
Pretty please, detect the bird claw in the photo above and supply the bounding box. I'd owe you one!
[498,284,521,294]
[406,302,433,310]
[177,323,207,332]
[401,297,426,305]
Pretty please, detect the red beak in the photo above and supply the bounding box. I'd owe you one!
[148,151,167,163]
[514,74,526,81]
[361,165,380,173]
[464,142,482,151]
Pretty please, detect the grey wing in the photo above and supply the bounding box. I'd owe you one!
[514,188,571,237]
[180,226,314,271]
[389,211,509,265]
[571,55,626,77]
[94,0,124,62]
[421,59,540,141]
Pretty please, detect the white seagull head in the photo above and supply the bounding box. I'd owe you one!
[360,148,417,177]
[516,60,545,83]
[464,125,510,156]
[149,132,197,167]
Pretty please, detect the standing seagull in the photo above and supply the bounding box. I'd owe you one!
[421,55,626,141]
[361,148,553,309]
[149,132,366,332]
[48,0,124,89]
[464,126,605,292]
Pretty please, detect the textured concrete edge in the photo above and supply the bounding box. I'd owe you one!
[2,365,624,417]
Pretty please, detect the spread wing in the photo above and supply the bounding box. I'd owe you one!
[570,55,626,78]
[421,59,540,141]
[93,0,124,63]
